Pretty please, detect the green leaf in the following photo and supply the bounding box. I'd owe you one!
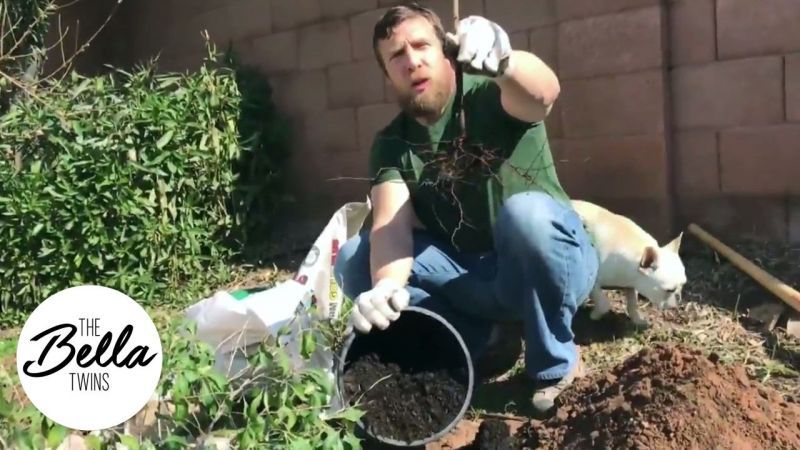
[45,424,68,448]
[329,407,365,423]
[160,435,189,450]
[84,435,103,450]
[278,406,296,429]
[119,435,140,450]
[289,438,313,450]
[323,430,345,450]
[207,371,228,390]
[343,434,362,450]
[156,130,174,149]
[301,330,316,359]
[0,394,14,417]
[199,381,214,406]
[247,390,263,418]
[174,402,188,422]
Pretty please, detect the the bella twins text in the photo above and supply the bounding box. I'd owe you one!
[21,318,157,391]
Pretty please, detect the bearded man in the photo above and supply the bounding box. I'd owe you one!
[333,3,598,413]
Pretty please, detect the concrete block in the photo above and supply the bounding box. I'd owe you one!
[301,108,359,157]
[328,60,386,107]
[227,0,271,41]
[719,124,800,195]
[558,7,663,79]
[672,57,783,129]
[529,25,558,70]
[298,20,352,70]
[320,0,377,19]
[677,196,788,242]
[674,131,719,195]
[271,0,322,31]
[668,0,715,66]
[554,134,668,200]
[560,70,665,138]
[251,30,298,74]
[787,53,800,122]
[557,0,659,21]
[486,0,557,32]
[717,0,800,59]
[270,70,329,117]
[351,8,390,61]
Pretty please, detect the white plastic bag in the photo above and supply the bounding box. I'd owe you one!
[183,280,314,377]
[182,197,372,381]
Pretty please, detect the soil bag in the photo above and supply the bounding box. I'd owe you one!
[293,196,372,321]
[183,281,317,378]
[182,197,372,384]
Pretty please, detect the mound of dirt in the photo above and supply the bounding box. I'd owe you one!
[520,343,800,450]
[341,352,467,444]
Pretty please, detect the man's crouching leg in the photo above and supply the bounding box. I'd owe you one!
[492,191,599,414]
[333,229,496,369]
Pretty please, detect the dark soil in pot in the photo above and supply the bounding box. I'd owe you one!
[339,308,472,445]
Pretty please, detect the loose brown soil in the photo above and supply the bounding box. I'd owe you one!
[342,352,468,444]
[518,343,800,450]
[340,309,473,445]
[465,419,519,450]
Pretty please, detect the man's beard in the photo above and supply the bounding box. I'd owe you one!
[397,78,450,124]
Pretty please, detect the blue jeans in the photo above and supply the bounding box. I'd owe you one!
[333,191,599,381]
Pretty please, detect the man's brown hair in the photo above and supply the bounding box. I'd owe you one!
[372,3,449,74]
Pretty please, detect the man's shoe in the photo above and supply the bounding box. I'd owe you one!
[531,359,585,414]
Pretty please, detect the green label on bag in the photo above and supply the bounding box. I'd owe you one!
[230,290,250,300]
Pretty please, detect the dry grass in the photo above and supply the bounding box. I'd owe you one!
[578,295,799,400]
[583,234,800,400]
[220,265,295,292]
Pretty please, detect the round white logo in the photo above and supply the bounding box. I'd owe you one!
[16,285,163,431]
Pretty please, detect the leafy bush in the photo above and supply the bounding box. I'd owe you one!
[0,312,364,450]
[224,56,291,262]
[0,45,290,318]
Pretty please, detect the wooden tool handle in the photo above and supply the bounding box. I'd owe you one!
[688,223,800,313]
[453,0,466,138]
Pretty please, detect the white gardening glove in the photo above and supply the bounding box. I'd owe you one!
[447,16,513,78]
[348,278,410,333]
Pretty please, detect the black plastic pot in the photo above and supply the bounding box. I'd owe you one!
[335,306,475,448]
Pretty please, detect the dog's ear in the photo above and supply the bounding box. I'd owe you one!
[665,232,683,253]
[639,246,659,271]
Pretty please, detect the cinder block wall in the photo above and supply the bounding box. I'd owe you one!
[548,1,673,241]
[669,0,800,242]
[67,0,800,244]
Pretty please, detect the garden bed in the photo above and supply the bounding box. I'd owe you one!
[427,233,800,450]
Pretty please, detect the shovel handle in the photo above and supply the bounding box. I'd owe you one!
[452,0,466,138]
[688,223,800,313]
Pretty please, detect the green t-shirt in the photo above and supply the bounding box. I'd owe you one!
[369,74,570,253]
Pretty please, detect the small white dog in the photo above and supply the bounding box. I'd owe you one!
[571,200,687,327]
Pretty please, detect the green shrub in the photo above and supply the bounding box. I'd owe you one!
[225,56,291,262]
[0,47,290,317]
[0,314,364,450]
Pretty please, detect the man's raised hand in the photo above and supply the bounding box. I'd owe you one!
[447,16,513,78]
